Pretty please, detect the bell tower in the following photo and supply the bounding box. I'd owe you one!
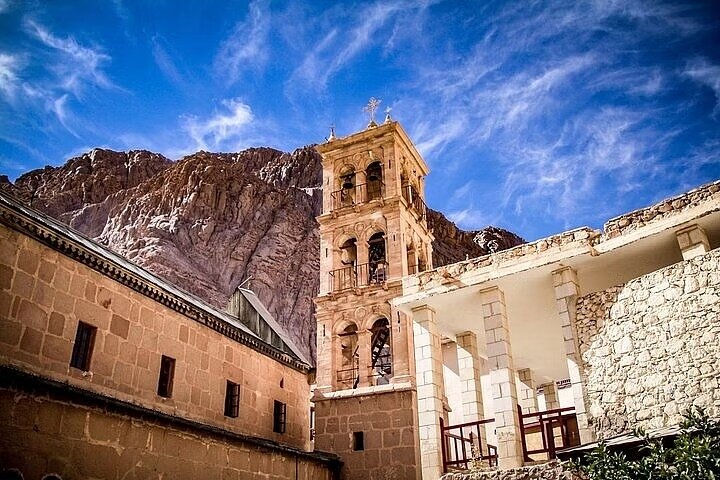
[312,103,433,480]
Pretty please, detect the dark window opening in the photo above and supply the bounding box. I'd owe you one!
[353,431,365,451]
[157,355,175,398]
[279,378,284,389]
[366,161,383,200]
[368,232,387,284]
[273,400,287,433]
[225,380,240,418]
[70,321,96,371]
[371,318,392,385]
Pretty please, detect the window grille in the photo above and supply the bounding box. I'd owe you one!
[225,380,240,418]
[157,355,175,398]
[273,400,287,433]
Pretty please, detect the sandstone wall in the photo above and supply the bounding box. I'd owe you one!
[313,389,420,480]
[0,382,337,480]
[0,223,311,449]
[576,248,720,437]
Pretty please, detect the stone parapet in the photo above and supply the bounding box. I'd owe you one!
[440,460,578,480]
[602,180,720,239]
[576,247,720,438]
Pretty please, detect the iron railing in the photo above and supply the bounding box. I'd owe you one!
[368,353,392,385]
[407,262,428,275]
[328,262,388,292]
[336,365,360,390]
[330,182,385,210]
[440,417,498,472]
[518,405,580,461]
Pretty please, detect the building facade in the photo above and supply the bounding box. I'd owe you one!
[0,192,340,479]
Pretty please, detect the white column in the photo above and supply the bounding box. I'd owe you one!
[412,304,446,479]
[479,287,524,468]
[553,266,595,444]
[456,331,488,454]
[516,368,538,414]
[676,224,710,260]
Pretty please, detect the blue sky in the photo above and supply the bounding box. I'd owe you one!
[0,0,719,241]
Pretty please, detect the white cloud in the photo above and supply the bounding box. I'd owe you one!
[0,53,20,100]
[0,0,10,14]
[214,0,270,83]
[683,58,720,113]
[152,36,191,92]
[25,19,114,95]
[182,98,255,151]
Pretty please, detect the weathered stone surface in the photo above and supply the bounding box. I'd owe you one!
[440,460,578,479]
[576,248,720,438]
[1,146,522,361]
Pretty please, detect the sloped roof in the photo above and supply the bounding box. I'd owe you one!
[0,191,310,371]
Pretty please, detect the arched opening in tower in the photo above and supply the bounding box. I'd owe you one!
[370,318,392,385]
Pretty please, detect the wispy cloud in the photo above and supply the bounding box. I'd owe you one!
[0,0,10,14]
[214,0,270,84]
[182,98,255,152]
[683,58,720,114]
[152,36,194,93]
[0,53,21,100]
[24,19,115,96]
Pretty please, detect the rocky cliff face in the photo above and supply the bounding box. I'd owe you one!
[1,146,523,361]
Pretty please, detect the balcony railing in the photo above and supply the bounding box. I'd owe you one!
[336,365,359,390]
[518,405,580,461]
[440,417,498,472]
[402,184,427,221]
[330,182,385,211]
[329,262,388,292]
[368,353,392,386]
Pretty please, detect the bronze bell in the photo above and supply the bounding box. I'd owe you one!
[342,179,354,189]
[367,172,379,181]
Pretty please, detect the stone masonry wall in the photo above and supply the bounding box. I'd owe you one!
[313,389,420,480]
[440,460,577,480]
[0,223,310,449]
[576,248,720,438]
[0,386,336,480]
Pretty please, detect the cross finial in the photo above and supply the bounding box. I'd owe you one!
[363,97,382,128]
[384,106,392,124]
[327,123,337,142]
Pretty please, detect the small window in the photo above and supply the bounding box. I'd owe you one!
[225,380,240,418]
[353,431,365,451]
[70,321,96,371]
[157,355,175,398]
[273,400,287,433]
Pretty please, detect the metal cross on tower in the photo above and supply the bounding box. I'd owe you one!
[363,97,382,128]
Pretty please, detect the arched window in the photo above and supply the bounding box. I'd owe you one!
[338,167,356,207]
[338,323,359,389]
[336,238,358,290]
[366,161,383,201]
[368,232,386,284]
[370,318,392,385]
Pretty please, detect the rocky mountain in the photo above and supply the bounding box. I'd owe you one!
[1,146,524,361]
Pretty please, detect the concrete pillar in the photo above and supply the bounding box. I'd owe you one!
[552,266,594,444]
[479,287,524,468]
[456,331,488,454]
[676,224,710,260]
[412,304,445,480]
[516,368,538,414]
[357,329,372,387]
[542,382,560,410]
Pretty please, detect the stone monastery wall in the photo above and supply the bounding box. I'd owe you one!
[576,247,720,438]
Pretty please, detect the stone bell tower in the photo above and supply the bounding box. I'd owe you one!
[312,101,434,480]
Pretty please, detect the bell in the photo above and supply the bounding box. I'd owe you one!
[367,173,379,182]
[342,180,354,189]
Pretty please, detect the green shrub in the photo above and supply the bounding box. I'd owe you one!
[567,408,720,479]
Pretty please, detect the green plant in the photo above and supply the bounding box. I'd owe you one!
[567,408,720,479]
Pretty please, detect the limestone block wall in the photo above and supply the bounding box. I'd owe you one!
[0,384,337,480]
[576,248,720,437]
[0,223,311,449]
[313,389,421,480]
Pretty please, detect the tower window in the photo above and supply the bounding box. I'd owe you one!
[70,321,96,371]
[225,380,240,418]
[353,431,365,451]
[273,400,287,433]
[157,355,175,398]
